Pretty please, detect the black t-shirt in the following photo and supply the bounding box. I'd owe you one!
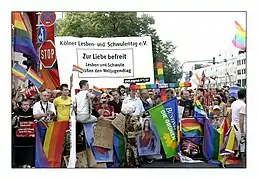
[13,108,35,146]
[14,108,34,121]
[108,100,122,114]
[179,99,194,115]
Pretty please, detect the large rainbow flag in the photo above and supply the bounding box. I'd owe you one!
[181,118,203,137]
[35,121,69,168]
[232,21,246,51]
[12,12,38,62]
[193,101,237,164]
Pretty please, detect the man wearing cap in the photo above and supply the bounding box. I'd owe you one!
[121,83,145,116]
[212,105,223,129]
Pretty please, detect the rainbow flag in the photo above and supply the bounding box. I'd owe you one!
[202,118,230,164]
[72,65,84,73]
[181,118,203,137]
[92,86,102,96]
[232,21,246,50]
[191,73,201,86]
[25,68,44,89]
[36,121,69,167]
[156,62,164,84]
[113,130,126,167]
[12,63,27,81]
[12,12,38,62]
[220,125,236,156]
[194,100,208,124]
[35,122,50,167]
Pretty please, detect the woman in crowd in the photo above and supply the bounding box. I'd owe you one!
[213,95,227,117]
[95,93,115,120]
[117,85,127,101]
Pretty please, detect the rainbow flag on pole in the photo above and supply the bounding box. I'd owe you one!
[92,86,103,96]
[25,68,44,89]
[72,65,84,73]
[12,12,38,62]
[232,21,246,50]
[12,63,27,81]
[191,73,201,86]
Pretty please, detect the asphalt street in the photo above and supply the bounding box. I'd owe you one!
[140,160,245,168]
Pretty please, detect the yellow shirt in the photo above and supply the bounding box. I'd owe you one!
[53,96,71,121]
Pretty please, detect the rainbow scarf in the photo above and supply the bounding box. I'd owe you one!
[72,65,84,73]
[36,120,69,167]
[12,12,38,62]
[12,63,27,81]
[25,68,44,89]
[232,21,246,50]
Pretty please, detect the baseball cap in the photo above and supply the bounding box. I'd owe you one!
[213,105,220,110]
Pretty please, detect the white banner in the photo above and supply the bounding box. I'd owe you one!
[55,36,154,88]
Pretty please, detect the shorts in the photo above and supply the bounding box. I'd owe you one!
[76,114,97,124]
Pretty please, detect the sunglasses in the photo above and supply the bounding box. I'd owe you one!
[214,99,218,101]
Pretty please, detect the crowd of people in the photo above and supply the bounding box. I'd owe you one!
[11,80,246,168]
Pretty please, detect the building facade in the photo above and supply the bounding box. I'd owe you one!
[192,53,246,88]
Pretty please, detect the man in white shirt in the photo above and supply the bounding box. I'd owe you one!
[33,90,56,122]
[231,88,246,154]
[122,83,145,116]
[74,80,97,124]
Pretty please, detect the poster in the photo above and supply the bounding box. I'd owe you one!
[112,113,126,135]
[55,36,154,88]
[83,123,113,163]
[64,151,88,168]
[93,119,114,149]
[137,118,160,156]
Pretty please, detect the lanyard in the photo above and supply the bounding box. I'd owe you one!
[40,101,48,113]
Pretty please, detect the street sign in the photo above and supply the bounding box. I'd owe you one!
[37,26,47,44]
[39,40,56,68]
[40,12,56,27]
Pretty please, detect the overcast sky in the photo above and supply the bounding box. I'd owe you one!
[56,12,246,71]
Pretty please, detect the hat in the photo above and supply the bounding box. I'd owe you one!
[101,93,108,98]
[213,105,220,110]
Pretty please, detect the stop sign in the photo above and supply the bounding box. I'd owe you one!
[39,40,56,68]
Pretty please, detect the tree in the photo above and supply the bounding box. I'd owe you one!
[57,12,182,82]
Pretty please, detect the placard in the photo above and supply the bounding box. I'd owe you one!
[55,36,154,88]
[64,151,88,168]
[16,120,35,138]
[111,113,126,135]
[93,119,114,149]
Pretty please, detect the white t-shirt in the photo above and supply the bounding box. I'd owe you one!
[33,101,56,121]
[231,99,246,130]
[122,96,145,116]
[75,90,94,115]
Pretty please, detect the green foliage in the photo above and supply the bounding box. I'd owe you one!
[57,12,182,82]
